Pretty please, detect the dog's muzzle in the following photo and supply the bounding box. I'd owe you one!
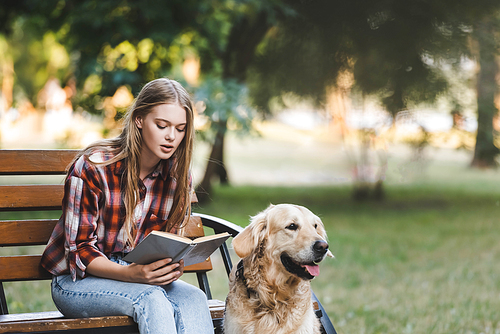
[313,240,329,260]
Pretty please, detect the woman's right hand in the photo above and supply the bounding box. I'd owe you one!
[125,258,182,285]
[87,256,182,285]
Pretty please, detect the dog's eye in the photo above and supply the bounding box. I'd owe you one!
[286,223,298,231]
[314,224,318,229]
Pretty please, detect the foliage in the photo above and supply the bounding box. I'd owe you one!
[194,77,256,142]
[248,0,487,115]
[2,0,500,174]
[0,0,204,114]
[2,0,499,117]
[0,17,71,106]
[54,0,199,88]
[248,0,500,167]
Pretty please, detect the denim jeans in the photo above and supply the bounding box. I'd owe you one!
[51,255,213,334]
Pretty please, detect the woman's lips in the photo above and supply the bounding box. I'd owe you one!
[160,145,174,153]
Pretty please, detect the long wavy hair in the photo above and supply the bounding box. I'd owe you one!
[72,78,195,247]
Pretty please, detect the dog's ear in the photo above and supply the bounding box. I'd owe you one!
[316,218,328,240]
[316,217,335,258]
[232,210,268,258]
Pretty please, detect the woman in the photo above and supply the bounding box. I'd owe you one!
[41,78,213,334]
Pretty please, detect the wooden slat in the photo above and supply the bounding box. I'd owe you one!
[0,185,64,211]
[0,302,227,333]
[207,299,225,319]
[0,218,205,246]
[0,220,57,246]
[0,311,64,322]
[0,256,51,281]
[180,216,213,272]
[0,313,137,333]
[0,255,212,281]
[184,258,213,273]
[179,216,205,238]
[0,150,78,175]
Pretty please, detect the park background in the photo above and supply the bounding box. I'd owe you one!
[1,1,500,333]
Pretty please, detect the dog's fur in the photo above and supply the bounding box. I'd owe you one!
[224,204,333,334]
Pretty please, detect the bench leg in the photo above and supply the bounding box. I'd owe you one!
[0,282,8,315]
[196,272,213,300]
[213,318,224,334]
[219,243,233,276]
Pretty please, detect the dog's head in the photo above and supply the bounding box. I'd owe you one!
[232,204,333,280]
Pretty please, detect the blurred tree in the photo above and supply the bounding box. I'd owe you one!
[249,0,466,115]
[188,2,280,200]
[2,0,500,197]
[0,0,281,200]
[48,0,200,98]
[194,77,255,196]
[470,14,500,167]
[0,3,71,108]
[1,0,206,109]
[249,0,500,174]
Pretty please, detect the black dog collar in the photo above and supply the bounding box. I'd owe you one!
[235,260,255,298]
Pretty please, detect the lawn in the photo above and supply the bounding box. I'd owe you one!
[2,179,500,334]
[194,183,500,334]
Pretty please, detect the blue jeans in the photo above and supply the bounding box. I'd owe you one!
[51,256,213,334]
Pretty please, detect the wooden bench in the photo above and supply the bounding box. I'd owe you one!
[0,149,336,334]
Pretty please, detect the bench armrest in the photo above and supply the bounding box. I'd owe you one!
[193,213,244,237]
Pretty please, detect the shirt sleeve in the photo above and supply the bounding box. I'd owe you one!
[64,163,106,281]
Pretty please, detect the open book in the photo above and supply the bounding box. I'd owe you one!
[123,231,231,267]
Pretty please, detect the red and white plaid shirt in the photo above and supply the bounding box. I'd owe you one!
[41,150,186,281]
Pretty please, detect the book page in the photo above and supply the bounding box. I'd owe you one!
[193,232,230,243]
[182,233,230,266]
[151,230,192,243]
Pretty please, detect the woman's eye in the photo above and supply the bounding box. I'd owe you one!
[286,223,298,231]
[177,127,186,132]
[157,124,166,129]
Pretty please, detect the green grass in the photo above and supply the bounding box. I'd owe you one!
[2,182,500,333]
[192,184,500,334]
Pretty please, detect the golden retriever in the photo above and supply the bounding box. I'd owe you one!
[224,204,333,334]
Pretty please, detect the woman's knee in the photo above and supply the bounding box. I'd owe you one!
[190,286,209,304]
[170,281,208,306]
[134,286,170,310]
[178,284,210,317]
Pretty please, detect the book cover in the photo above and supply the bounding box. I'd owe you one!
[123,231,230,266]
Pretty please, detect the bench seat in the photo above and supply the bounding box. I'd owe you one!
[0,300,226,333]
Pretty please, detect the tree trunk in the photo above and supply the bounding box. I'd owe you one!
[197,10,271,202]
[196,120,229,202]
[471,16,500,168]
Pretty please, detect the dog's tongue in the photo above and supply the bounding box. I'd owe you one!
[304,264,320,277]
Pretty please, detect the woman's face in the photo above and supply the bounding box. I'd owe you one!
[135,103,187,163]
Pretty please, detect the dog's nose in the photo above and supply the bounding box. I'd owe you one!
[313,240,329,255]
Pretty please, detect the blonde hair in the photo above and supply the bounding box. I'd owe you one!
[72,78,194,246]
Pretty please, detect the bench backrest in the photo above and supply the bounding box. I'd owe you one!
[0,149,212,314]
